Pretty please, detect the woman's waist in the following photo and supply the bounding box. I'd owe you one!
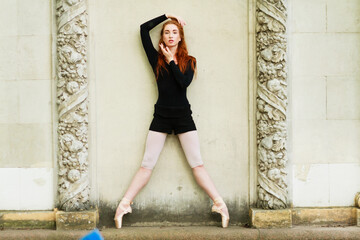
[153,103,192,118]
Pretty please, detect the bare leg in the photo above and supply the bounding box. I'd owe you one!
[115,130,167,220]
[178,130,229,219]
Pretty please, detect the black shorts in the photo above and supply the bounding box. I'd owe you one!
[149,104,197,135]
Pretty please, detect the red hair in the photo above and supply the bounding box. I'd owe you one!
[156,19,196,79]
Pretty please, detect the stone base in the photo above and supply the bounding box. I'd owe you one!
[250,207,359,229]
[55,209,98,230]
[250,208,292,228]
[0,211,55,229]
[292,207,357,226]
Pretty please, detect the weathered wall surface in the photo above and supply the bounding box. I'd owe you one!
[289,0,360,207]
[0,0,54,210]
[88,0,249,225]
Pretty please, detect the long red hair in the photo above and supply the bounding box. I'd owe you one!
[156,19,196,79]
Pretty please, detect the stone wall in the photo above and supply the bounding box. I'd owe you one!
[0,0,54,210]
[0,0,359,219]
[289,0,360,207]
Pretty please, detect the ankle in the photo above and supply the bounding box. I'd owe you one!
[121,197,133,205]
[213,196,224,204]
[119,201,130,208]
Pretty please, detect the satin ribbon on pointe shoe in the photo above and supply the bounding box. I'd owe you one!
[114,197,133,229]
[211,197,229,228]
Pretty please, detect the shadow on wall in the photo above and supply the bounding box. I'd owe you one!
[98,198,249,228]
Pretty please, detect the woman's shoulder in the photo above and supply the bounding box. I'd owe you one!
[187,55,196,64]
[185,55,197,72]
[188,55,196,60]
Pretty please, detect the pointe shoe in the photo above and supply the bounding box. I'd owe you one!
[211,197,230,228]
[114,197,133,229]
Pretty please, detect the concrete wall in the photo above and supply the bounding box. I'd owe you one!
[289,0,360,207]
[0,0,54,210]
[89,0,250,225]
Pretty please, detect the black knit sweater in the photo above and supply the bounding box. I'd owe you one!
[140,14,196,107]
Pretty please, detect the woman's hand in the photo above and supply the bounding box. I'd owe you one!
[165,13,186,27]
[159,43,174,64]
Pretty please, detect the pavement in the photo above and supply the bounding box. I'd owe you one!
[1,226,360,240]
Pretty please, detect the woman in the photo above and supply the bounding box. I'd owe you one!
[114,13,230,228]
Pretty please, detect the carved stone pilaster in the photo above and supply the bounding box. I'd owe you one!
[56,0,89,211]
[255,0,288,209]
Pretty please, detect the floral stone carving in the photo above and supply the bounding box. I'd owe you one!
[256,0,288,209]
[56,0,90,211]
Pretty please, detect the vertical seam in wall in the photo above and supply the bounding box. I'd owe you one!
[50,0,53,166]
[93,0,100,208]
[50,0,55,207]
[247,0,257,209]
[51,0,59,208]
[16,0,20,123]
[88,0,100,206]
[247,0,251,210]
[325,76,328,120]
[325,2,328,32]
[327,163,330,206]
[287,0,293,208]
[16,37,20,123]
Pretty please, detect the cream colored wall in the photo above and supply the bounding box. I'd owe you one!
[0,0,54,210]
[1,0,358,217]
[290,0,360,207]
[89,0,250,224]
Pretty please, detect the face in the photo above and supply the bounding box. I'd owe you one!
[162,24,181,48]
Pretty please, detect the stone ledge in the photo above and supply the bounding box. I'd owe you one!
[250,208,292,229]
[55,209,98,230]
[0,210,55,229]
[1,226,360,240]
[250,207,359,229]
[292,207,357,226]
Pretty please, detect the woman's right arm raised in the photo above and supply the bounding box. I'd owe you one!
[140,14,168,68]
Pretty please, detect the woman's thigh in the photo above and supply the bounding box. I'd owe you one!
[141,130,168,169]
[177,130,204,168]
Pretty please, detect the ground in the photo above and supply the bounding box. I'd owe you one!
[1,226,360,240]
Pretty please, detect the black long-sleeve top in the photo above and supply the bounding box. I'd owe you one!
[140,14,196,107]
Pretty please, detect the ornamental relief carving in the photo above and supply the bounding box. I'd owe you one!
[256,0,288,209]
[56,0,90,211]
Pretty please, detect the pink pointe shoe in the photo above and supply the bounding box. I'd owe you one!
[211,197,230,228]
[114,197,133,229]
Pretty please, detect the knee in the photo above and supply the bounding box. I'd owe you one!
[191,163,204,170]
[141,162,155,170]
[141,153,158,170]
[189,155,204,169]
[140,166,153,173]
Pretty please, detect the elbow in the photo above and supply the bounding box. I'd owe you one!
[140,24,147,32]
[184,79,192,88]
